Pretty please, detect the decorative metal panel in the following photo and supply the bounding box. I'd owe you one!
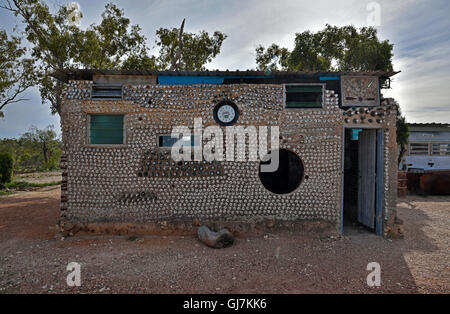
[341,76,379,107]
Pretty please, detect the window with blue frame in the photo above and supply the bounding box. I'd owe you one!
[158,135,200,148]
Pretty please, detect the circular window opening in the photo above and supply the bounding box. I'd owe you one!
[259,149,304,194]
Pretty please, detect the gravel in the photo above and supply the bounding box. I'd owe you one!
[0,186,448,293]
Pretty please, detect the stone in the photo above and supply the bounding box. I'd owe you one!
[197,225,234,248]
[265,218,276,228]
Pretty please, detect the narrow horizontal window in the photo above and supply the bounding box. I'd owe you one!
[89,115,124,145]
[158,135,200,148]
[409,143,429,155]
[92,85,123,99]
[284,84,323,108]
[431,143,450,156]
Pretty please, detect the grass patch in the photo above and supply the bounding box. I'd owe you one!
[0,190,11,196]
[0,180,61,196]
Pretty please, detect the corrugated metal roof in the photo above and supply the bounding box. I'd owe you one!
[408,123,450,132]
[51,68,400,83]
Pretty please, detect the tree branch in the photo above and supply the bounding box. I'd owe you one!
[169,18,185,71]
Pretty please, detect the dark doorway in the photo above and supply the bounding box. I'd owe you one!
[343,128,383,234]
[259,149,304,194]
[343,129,360,226]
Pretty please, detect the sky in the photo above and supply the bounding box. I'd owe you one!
[0,0,449,138]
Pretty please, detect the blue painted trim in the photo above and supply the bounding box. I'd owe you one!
[319,76,340,81]
[158,75,274,85]
[352,128,363,140]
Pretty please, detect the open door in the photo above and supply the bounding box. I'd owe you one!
[357,129,377,229]
[343,128,384,234]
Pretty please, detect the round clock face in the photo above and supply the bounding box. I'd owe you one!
[217,104,236,123]
[213,101,239,126]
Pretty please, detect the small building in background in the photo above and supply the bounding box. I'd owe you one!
[402,123,450,195]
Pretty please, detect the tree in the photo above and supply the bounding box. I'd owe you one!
[255,25,393,72]
[155,19,227,71]
[1,1,228,114]
[396,103,410,168]
[72,3,148,69]
[255,44,290,72]
[0,1,150,115]
[19,125,60,170]
[256,25,407,163]
[0,151,14,186]
[0,28,36,117]
[124,19,227,71]
[0,129,62,172]
[1,0,81,115]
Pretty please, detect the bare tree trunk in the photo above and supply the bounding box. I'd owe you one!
[42,141,48,168]
[169,18,185,71]
[53,79,64,116]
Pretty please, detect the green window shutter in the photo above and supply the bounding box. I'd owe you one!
[90,115,124,144]
[285,85,323,108]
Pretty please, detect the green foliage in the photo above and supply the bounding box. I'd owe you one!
[0,151,14,185]
[0,125,61,172]
[1,0,85,114]
[255,24,393,73]
[122,54,158,71]
[72,3,148,69]
[255,44,290,72]
[0,28,37,117]
[256,24,406,160]
[123,20,227,71]
[395,103,410,167]
[0,179,61,195]
[5,180,61,189]
[1,1,151,114]
[1,1,227,114]
[154,27,227,71]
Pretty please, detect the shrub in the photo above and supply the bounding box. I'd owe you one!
[0,152,14,185]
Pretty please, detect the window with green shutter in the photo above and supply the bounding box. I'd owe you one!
[89,114,124,145]
[284,84,324,108]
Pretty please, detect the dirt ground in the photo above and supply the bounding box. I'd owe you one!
[0,186,448,294]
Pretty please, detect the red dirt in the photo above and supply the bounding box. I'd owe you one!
[0,186,448,294]
[0,186,60,240]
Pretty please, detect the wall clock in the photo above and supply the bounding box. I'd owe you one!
[341,76,380,107]
[213,101,239,126]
